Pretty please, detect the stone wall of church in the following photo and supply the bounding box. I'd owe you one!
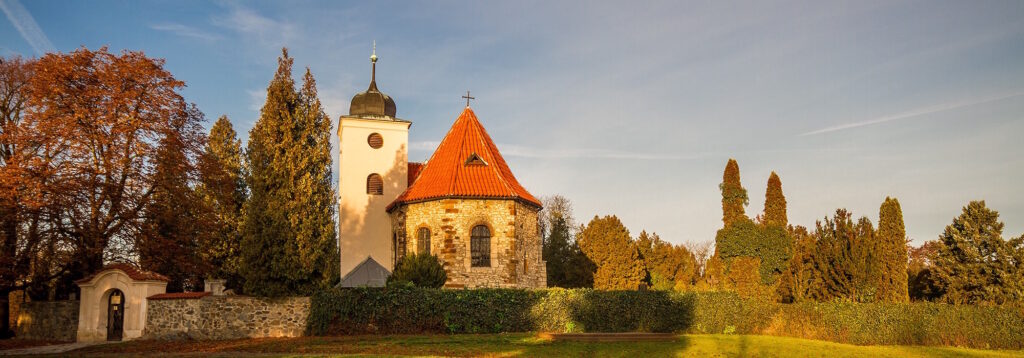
[143,296,309,340]
[390,198,546,288]
[14,300,79,341]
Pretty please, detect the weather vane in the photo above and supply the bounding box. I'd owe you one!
[462,90,475,107]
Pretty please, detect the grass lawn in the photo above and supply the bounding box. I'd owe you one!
[36,333,1024,357]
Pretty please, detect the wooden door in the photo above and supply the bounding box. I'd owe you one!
[106,289,124,341]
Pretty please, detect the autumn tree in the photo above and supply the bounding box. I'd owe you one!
[21,48,204,293]
[762,171,787,227]
[685,240,713,282]
[240,49,339,296]
[875,197,908,302]
[577,215,645,290]
[137,108,210,292]
[197,116,247,289]
[636,231,697,290]
[930,201,1023,304]
[907,240,941,301]
[720,159,748,227]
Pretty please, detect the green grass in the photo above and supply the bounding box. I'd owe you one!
[46,333,1024,357]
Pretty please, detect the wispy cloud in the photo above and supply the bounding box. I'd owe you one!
[0,0,55,55]
[212,3,297,47]
[410,141,707,161]
[800,92,1024,136]
[150,23,221,42]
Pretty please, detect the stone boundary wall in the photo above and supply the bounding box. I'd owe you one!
[143,296,310,340]
[14,301,79,341]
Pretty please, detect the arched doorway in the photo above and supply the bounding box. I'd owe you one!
[106,289,125,341]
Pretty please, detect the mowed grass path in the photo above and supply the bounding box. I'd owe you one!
[40,333,1024,357]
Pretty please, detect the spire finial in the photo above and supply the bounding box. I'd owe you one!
[462,90,475,107]
[369,41,378,89]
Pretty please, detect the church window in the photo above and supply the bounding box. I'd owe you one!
[367,173,383,195]
[471,225,491,267]
[418,227,431,254]
[465,152,487,166]
[367,133,383,149]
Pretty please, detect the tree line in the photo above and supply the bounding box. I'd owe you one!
[0,48,337,336]
[541,159,1024,306]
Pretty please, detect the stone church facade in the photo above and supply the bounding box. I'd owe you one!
[338,49,545,288]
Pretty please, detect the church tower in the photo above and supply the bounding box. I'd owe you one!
[338,46,411,278]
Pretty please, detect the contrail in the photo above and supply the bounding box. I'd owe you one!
[801,92,1024,136]
[0,0,56,55]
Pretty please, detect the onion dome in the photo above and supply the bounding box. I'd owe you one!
[350,43,397,118]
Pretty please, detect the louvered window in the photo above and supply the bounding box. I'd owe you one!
[367,173,383,195]
[418,228,431,255]
[368,133,383,149]
[471,225,491,267]
[465,152,487,166]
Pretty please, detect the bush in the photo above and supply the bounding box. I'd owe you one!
[307,287,1024,349]
[387,253,447,288]
[307,287,693,335]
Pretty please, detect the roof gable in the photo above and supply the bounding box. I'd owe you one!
[389,107,541,209]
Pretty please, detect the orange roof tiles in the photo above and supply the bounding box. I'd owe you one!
[389,107,541,210]
[75,263,170,283]
[408,162,424,186]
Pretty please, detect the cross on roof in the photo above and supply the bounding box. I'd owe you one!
[462,91,475,107]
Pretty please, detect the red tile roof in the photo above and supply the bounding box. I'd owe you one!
[389,107,541,210]
[75,263,170,284]
[408,162,424,186]
[147,292,211,300]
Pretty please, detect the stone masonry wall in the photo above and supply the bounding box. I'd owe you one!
[143,296,309,340]
[391,198,546,288]
[14,301,79,341]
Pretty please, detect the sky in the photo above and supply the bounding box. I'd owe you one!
[2,0,1023,246]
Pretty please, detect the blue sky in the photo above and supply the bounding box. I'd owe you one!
[3,0,1023,245]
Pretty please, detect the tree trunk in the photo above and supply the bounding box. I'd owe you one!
[0,288,11,338]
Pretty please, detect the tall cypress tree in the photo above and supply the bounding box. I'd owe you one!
[240,48,338,296]
[876,197,908,302]
[720,159,748,227]
[763,171,787,227]
[198,115,247,289]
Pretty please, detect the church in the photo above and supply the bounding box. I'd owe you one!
[336,49,546,289]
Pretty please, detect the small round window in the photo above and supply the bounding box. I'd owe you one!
[368,133,383,149]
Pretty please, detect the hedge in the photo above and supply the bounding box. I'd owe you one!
[307,288,1024,349]
[307,287,693,335]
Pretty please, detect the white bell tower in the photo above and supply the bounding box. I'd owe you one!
[337,44,410,278]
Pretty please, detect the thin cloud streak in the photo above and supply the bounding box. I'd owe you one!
[801,92,1024,136]
[150,23,221,42]
[0,0,55,55]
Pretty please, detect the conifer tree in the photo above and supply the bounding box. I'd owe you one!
[876,197,908,302]
[720,159,748,227]
[930,201,1021,304]
[577,215,645,290]
[763,171,787,227]
[776,225,814,302]
[807,209,858,301]
[197,115,247,289]
[240,49,338,296]
[852,216,879,302]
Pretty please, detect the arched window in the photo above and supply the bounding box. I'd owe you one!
[367,173,383,195]
[470,225,490,267]
[417,227,431,254]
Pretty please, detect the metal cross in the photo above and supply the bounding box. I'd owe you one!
[462,91,475,107]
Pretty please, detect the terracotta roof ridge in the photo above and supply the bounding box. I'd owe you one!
[473,116,516,197]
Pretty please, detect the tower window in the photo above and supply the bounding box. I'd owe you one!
[368,133,383,149]
[471,225,491,267]
[367,173,383,195]
[418,227,431,255]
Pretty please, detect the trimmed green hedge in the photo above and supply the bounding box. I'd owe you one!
[307,287,693,335]
[307,288,1024,349]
